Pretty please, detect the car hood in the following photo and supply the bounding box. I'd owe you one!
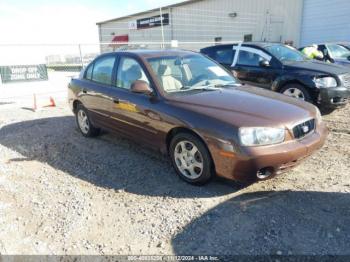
[334,58,350,67]
[283,60,349,75]
[166,86,317,128]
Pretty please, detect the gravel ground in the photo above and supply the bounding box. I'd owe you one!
[0,101,349,255]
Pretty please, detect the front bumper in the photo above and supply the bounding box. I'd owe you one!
[317,87,350,108]
[212,123,328,183]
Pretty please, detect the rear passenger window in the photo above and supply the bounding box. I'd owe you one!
[92,56,116,85]
[215,48,234,65]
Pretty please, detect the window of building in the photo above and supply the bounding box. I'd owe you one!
[91,56,116,85]
[244,34,253,42]
[214,37,222,44]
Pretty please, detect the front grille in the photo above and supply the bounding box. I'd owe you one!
[292,119,315,139]
[340,73,350,88]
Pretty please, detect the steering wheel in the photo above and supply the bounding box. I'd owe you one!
[190,74,209,85]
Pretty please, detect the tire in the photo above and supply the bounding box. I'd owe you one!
[169,132,214,185]
[279,83,312,103]
[75,104,100,137]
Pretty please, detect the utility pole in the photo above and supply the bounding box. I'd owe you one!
[78,44,84,68]
[160,7,165,48]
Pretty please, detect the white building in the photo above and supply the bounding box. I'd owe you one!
[97,0,304,52]
[300,0,350,46]
[96,0,350,52]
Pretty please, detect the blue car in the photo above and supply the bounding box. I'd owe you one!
[301,43,350,67]
[339,42,350,52]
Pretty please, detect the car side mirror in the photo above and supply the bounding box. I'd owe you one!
[131,80,153,95]
[259,59,270,67]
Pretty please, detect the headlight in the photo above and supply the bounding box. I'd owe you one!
[239,127,285,146]
[315,107,323,124]
[313,77,337,88]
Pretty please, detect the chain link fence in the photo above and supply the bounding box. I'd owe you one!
[0,41,240,109]
[0,0,304,109]
[0,41,231,79]
[0,14,272,108]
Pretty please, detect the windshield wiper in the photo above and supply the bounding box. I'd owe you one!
[171,83,239,93]
[213,83,242,88]
[178,86,221,92]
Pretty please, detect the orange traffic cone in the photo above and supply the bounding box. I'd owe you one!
[49,96,56,107]
[31,94,56,111]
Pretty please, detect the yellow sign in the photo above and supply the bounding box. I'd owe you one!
[115,102,139,113]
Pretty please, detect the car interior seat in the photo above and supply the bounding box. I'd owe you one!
[157,64,182,92]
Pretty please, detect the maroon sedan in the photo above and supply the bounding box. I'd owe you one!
[68,50,328,185]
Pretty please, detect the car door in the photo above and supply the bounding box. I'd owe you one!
[107,55,161,147]
[317,45,333,62]
[232,47,276,89]
[79,54,117,129]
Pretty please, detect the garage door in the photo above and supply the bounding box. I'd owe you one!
[300,0,350,47]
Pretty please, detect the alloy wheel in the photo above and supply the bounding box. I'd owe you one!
[174,140,204,180]
[77,109,90,134]
[283,87,305,100]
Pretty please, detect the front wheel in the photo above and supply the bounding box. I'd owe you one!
[279,84,312,102]
[169,133,214,185]
[76,104,100,137]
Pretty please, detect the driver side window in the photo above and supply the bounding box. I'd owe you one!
[116,57,149,90]
[237,50,265,66]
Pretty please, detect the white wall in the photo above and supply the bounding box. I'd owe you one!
[171,0,303,45]
[300,0,350,47]
[99,9,170,52]
[98,0,304,51]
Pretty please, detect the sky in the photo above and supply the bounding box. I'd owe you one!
[0,0,186,44]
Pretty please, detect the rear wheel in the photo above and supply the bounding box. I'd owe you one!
[76,104,100,137]
[280,84,312,102]
[169,133,214,185]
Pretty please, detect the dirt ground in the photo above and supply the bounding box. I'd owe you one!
[0,99,349,255]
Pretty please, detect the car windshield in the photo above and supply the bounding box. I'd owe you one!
[328,44,350,59]
[341,44,350,50]
[265,44,307,62]
[147,54,239,94]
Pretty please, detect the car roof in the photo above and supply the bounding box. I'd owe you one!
[302,42,350,47]
[100,49,199,59]
[241,41,282,48]
[201,42,284,50]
